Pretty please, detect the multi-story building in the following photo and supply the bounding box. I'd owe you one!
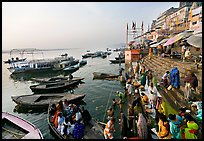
[155,7,178,35]
[165,2,193,34]
[189,2,202,30]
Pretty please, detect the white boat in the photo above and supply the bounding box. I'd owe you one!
[7,49,76,74]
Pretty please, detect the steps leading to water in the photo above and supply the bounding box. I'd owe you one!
[142,55,202,110]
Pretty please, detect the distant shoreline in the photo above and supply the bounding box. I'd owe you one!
[2,48,79,54]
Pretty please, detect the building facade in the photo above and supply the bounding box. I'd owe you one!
[189,2,202,30]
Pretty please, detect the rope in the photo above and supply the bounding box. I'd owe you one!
[102,80,115,123]
[2,127,25,138]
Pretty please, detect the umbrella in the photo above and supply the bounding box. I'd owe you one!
[163,30,193,46]
[193,26,202,35]
[128,40,135,46]
[187,33,202,48]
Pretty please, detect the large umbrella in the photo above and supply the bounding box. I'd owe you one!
[187,33,202,48]
[163,30,193,46]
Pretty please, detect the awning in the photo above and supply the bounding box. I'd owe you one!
[187,33,202,48]
[128,40,135,45]
[163,30,193,46]
[150,38,169,48]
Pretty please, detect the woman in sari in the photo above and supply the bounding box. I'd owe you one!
[137,113,148,139]
[157,114,171,139]
[184,114,199,139]
[168,114,183,139]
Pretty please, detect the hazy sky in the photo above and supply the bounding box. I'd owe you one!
[2,2,179,51]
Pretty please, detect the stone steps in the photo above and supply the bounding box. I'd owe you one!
[143,55,202,110]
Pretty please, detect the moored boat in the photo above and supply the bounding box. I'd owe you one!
[11,93,85,109]
[2,112,43,139]
[109,59,125,64]
[31,76,84,84]
[93,72,119,79]
[30,80,80,94]
[47,102,104,139]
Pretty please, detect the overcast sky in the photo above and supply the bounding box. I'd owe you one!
[2,2,179,51]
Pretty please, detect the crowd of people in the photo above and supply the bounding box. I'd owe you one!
[103,53,202,139]
[50,99,92,139]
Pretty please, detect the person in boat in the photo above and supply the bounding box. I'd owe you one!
[104,117,116,139]
[62,116,75,136]
[183,114,199,139]
[157,113,171,139]
[57,112,65,133]
[128,104,134,132]
[107,107,114,121]
[50,103,56,116]
[75,108,82,123]
[81,106,92,125]
[52,100,64,128]
[161,71,170,88]
[119,112,129,139]
[63,99,71,117]
[73,120,85,139]
[168,114,184,139]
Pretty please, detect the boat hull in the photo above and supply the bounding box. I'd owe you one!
[2,112,43,139]
[11,93,85,109]
[30,80,80,94]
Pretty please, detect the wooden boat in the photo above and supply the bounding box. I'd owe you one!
[93,72,119,79]
[47,103,104,139]
[30,80,80,93]
[31,76,84,84]
[109,59,125,64]
[11,93,85,109]
[2,112,43,139]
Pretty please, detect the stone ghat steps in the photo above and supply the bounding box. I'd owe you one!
[144,56,202,92]
[142,55,202,109]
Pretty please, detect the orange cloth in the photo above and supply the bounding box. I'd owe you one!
[158,119,171,139]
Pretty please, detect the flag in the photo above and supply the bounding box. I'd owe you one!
[132,21,136,30]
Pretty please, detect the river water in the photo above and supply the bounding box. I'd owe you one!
[2,47,127,139]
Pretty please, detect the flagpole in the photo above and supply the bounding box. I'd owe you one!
[126,23,128,50]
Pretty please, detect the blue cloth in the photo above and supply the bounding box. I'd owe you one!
[168,115,183,139]
[73,122,85,139]
[170,67,180,88]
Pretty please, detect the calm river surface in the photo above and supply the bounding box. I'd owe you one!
[2,47,126,139]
